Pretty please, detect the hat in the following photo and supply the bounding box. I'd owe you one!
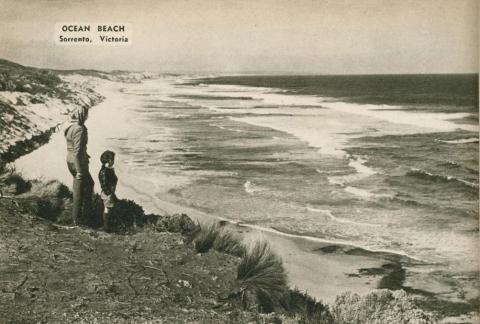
[69,106,89,125]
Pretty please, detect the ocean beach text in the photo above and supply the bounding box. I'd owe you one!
[55,23,131,45]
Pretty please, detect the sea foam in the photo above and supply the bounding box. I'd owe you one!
[306,207,380,227]
[437,138,479,144]
[244,180,266,195]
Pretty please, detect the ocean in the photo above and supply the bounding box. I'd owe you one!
[105,74,479,271]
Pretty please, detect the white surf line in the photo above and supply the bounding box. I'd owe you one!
[306,207,381,227]
[328,155,377,186]
[235,222,424,263]
[436,137,479,144]
[408,167,479,188]
[208,123,246,133]
[315,168,346,175]
[343,186,392,199]
[188,77,478,133]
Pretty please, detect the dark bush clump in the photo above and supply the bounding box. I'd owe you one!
[282,288,333,323]
[331,290,436,324]
[19,180,72,222]
[137,213,163,228]
[108,199,145,233]
[30,199,60,221]
[86,193,105,228]
[0,173,31,195]
[159,213,197,234]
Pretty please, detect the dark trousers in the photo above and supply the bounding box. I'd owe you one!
[67,162,94,225]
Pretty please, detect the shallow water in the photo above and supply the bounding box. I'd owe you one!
[106,75,478,270]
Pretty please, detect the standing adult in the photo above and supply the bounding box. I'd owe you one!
[64,106,94,225]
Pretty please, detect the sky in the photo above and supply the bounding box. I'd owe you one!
[0,0,478,74]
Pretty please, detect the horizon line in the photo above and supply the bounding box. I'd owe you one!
[1,57,478,76]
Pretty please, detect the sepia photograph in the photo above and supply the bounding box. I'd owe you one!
[0,0,478,323]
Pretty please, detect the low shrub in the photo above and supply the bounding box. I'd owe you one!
[137,213,163,230]
[159,213,197,234]
[282,288,333,324]
[24,198,60,221]
[331,290,436,324]
[236,241,288,313]
[108,199,145,233]
[28,180,71,199]
[0,173,31,195]
[87,193,105,228]
[19,179,72,222]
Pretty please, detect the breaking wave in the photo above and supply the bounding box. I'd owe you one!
[437,137,478,144]
[406,168,478,189]
[306,207,380,227]
[244,180,266,195]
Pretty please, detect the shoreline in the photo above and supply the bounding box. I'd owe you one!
[13,75,479,320]
[0,124,57,163]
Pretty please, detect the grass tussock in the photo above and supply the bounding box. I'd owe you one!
[184,220,202,244]
[193,223,219,253]
[187,221,246,256]
[331,290,436,324]
[213,228,246,257]
[236,241,288,312]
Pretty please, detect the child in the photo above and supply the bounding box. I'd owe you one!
[99,150,118,231]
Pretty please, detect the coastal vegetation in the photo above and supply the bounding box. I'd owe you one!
[189,222,246,257]
[332,290,436,324]
[192,223,220,253]
[0,59,61,94]
[212,228,247,257]
[236,241,288,312]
